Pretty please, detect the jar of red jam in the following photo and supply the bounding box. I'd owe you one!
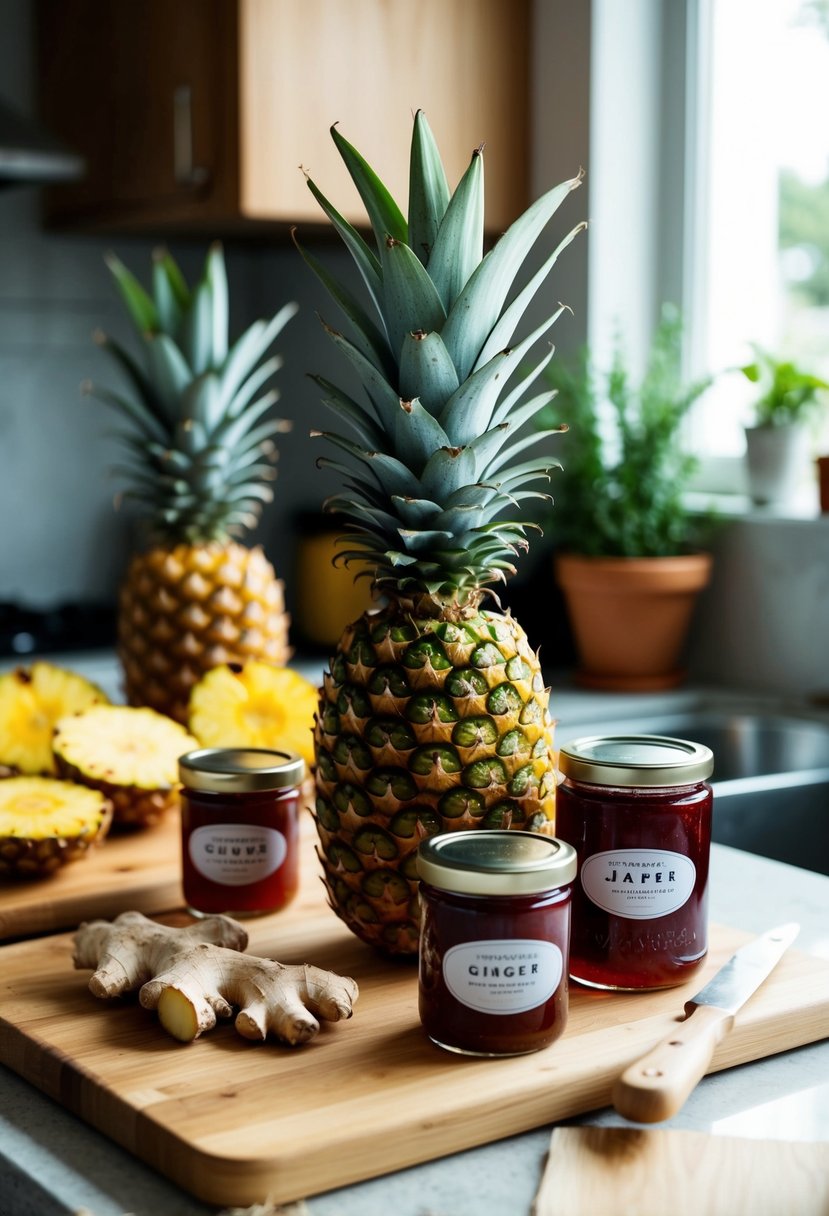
[556,735,714,991]
[416,830,577,1056]
[178,748,305,917]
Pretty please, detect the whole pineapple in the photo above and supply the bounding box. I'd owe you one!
[90,245,297,723]
[301,113,584,954]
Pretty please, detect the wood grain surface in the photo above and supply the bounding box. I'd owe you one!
[1,819,828,1207]
[0,779,316,940]
[0,814,183,941]
[534,1127,829,1216]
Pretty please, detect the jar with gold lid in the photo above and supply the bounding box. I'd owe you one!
[556,734,714,991]
[416,830,577,1056]
[179,747,305,918]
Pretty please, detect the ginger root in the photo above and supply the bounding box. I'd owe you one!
[73,910,359,1046]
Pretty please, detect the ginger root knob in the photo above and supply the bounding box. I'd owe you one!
[73,910,359,1046]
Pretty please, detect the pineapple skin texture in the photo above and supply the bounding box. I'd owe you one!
[313,606,557,955]
[53,755,180,831]
[118,541,291,725]
[53,705,198,832]
[0,777,112,880]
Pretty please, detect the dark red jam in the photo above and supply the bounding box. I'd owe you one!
[556,735,714,991]
[179,748,305,917]
[416,831,577,1056]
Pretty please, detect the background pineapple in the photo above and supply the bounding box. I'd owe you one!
[90,244,297,723]
[301,113,584,954]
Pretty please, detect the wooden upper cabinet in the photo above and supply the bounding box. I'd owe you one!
[37,0,530,235]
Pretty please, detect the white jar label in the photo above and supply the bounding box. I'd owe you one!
[581,849,696,920]
[188,824,287,887]
[442,939,563,1015]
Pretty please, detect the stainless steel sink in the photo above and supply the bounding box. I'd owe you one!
[556,711,829,875]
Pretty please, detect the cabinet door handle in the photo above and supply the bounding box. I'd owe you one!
[173,85,210,189]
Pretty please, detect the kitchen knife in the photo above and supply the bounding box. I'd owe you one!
[612,922,800,1124]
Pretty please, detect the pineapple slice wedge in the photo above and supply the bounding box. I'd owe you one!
[53,705,197,830]
[0,662,109,776]
[188,662,317,769]
[0,776,112,879]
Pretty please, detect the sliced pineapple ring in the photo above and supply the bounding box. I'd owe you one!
[0,663,109,776]
[188,662,317,768]
[53,705,198,830]
[0,776,112,879]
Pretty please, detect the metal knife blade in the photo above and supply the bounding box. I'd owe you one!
[612,923,800,1124]
[685,922,800,1016]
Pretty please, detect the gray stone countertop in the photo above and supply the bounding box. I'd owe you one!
[1,656,828,1215]
[2,851,828,1216]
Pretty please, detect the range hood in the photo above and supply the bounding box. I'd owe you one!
[0,98,84,186]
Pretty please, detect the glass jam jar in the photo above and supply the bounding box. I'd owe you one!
[416,830,577,1056]
[178,748,305,917]
[556,735,714,991]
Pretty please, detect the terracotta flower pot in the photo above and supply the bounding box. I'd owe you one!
[554,552,713,691]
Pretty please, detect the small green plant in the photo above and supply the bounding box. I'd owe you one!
[740,348,829,428]
[538,308,711,557]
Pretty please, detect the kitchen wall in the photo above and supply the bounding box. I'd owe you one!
[688,514,829,702]
[0,0,589,620]
[0,195,366,611]
[4,1,827,701]
[0,0,355,609]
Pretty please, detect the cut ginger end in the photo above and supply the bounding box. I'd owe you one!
[157,987,200,1042]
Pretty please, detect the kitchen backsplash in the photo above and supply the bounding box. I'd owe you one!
[0,190,341,607]
[0,4,352,614]
[2,0,828,702]
[688,514,829,700]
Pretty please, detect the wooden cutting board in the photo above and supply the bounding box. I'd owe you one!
[1,822,828,1208]
[0,815,182,940]
[0,778,317,941]
[534,1128,829,1216]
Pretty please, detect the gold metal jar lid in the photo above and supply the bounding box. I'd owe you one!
[417,830,577,896]
[179,748,306,793]
[558,735,714,788]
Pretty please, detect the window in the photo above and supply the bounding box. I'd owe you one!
[582,0,828,501]
[688,0,829,470]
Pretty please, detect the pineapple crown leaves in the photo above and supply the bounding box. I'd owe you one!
[298,111,584,606]
[87,242,298,544]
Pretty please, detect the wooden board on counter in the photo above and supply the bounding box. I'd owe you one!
[535,1128,829,1216]
[1,827,828,1209]
[0,815,182,940]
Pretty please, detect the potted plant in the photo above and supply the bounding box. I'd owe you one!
[740,349,828,507]
[540,307,713,690]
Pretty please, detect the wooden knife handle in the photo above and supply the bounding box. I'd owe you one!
[612,1004,735,1124]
